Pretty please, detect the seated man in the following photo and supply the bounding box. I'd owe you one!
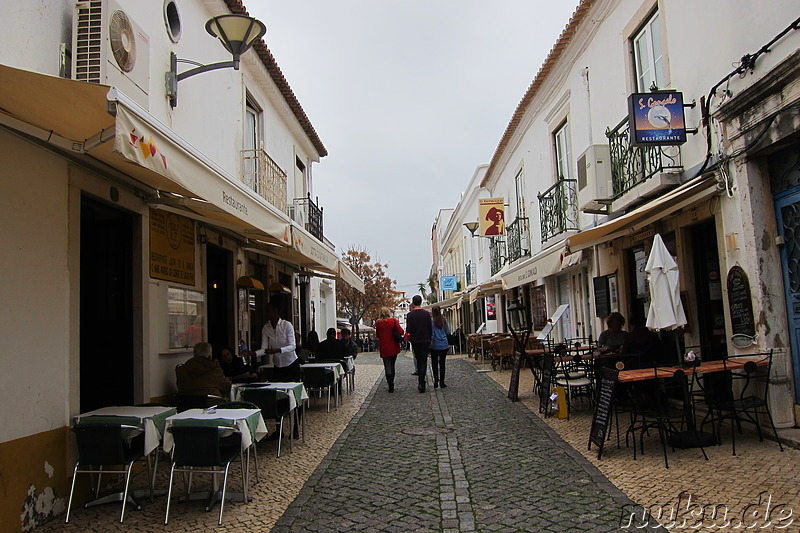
[315,328,347,363]
[341,328,359,359]
[176,341,232,398]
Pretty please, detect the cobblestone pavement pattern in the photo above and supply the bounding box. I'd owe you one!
[272,354,650,532]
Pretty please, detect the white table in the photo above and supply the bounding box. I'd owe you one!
[231,382,309,447]
[74,405,176,455]
[163,408,267,453]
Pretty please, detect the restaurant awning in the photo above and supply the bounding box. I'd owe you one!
[338,261,366,294]
[500,243,565,290]
[469,279,504,303]
[0,63,364,285]
[567,176,718,252]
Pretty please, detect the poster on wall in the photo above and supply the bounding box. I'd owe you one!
[486,295,496,320]
[150,209,195,285]
[479,198,505,236]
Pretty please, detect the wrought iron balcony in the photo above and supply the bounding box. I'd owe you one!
[291,194,324,241]
[489,238,506,276]
[465,261,476,286]
[241,148,287,212]
[506,216,530,264]
[538,178,578,242]
[606,117,682,197]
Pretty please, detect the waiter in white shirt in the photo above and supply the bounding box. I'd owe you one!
[256,300,301,382]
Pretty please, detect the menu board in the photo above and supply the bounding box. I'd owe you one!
[594,276,610,318]
[589,367,618,459]
[727,266,755,337]
[508,341,524,402]
[538,350,554,416]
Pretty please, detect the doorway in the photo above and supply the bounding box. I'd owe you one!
[690,220,726,360]
[80,196,134,411]
[206,244,233,358]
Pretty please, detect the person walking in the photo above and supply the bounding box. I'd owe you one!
[406,295,432,393]
[375,307,404,393]
[429,305,450,388]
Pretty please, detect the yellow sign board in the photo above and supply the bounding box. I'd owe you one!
[479,198,505,236]
[150,209,195,285]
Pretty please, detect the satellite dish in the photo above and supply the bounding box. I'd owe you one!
[109,9,136,72]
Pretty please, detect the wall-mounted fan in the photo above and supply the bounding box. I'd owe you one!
[109,9,136,73]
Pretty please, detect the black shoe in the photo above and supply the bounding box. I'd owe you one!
[418,383,425,393]
[293,430,300,439]
[440,382,447,388]
[433,380,439,388]
[266,432,281,441]
[411,372,418,376]
[388,385,394,393]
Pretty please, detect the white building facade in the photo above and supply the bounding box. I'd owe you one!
[0,1,362,529]
[435,0,800,428]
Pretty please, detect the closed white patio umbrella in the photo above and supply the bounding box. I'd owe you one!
[645,234,687,331]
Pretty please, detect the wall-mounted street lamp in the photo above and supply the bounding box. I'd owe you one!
[165,14,267,108]
[464,221,479,237]
[295,272,311,287]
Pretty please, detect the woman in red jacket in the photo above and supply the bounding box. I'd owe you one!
[375,306,404,393]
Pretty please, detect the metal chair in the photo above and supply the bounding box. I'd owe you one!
[554,354,595,419]
[66,423,148,523]
[302,366,336,412]
[490,337,515,370]
[165,425,245,525]
[241,388,293,457]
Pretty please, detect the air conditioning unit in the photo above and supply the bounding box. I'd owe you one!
[72,0,150,108]
[577,144,613,215]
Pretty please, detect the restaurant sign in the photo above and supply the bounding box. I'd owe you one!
[440,275,458,291]
[627,91,687,146]
[150,209,195,285]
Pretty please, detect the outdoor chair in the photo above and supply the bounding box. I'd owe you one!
[301,366,336,412]
[554,354,594,419]
[241,387,293,457]
[706,350,783,455]
[490,337,515,371]
[165,425,245,525]
[66,423,149,523]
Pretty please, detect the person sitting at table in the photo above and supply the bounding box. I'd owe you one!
[215,346,258,383]
[316,328,349,395]
[622,314,661,365]
[175,341,232,398]
[597,312,628,353]
[341,328,359,359]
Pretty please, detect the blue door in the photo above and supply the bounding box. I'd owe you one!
[775,190,800,403]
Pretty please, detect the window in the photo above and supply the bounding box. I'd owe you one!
[168,287,204,349]
[514,168,526,219]
[633,11,665,91]
[554,122,571,180]
[244,95,261,192]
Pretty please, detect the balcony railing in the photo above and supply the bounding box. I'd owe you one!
[489,238,506,276]
[538,178,578,242]
[506,216,530,264]
[606,117,682,197]
[291,195,324,241]
[465,261,476,286]
[241,148,287,212]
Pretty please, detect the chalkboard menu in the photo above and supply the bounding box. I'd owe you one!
[538,350,555,416]
[727,266,755,337]
[594,276,610,318]
[589,367,618,459]
[508,349,523,402]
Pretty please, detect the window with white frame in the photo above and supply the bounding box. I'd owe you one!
[554,122,571,181]
[168,287,205,349]
[633,11,666,91]
[244,95,262,192]
[514,168,526,219]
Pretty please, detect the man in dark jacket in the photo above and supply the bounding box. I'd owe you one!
[176,341,232,398]
[406,295,432,392]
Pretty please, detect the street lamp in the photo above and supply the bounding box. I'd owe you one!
[507,298,532,356]
[165,14,267,107]
[463,221,479,237]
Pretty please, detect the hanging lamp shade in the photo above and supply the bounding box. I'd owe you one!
[236,276,264,290]
[205,14,266,61]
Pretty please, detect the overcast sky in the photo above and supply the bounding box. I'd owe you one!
[248,1,579,293]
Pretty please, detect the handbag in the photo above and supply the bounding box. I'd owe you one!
[391,320,404,344]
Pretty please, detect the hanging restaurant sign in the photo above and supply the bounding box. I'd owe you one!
[627,91,687,146]
[440,275,458,291]
[479,198,505,236]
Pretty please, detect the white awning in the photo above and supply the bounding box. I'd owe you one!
[469,279,504,303]
[567,177,718,251]
[500,243,565,290]
[338,261,365,294]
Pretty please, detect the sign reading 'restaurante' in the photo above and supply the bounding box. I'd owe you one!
[627,91,687,147]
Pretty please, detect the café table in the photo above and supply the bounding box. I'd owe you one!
[73,405,177,506]
[230,381,309,445]
[301,362,345,406]
[163,408,267,505]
